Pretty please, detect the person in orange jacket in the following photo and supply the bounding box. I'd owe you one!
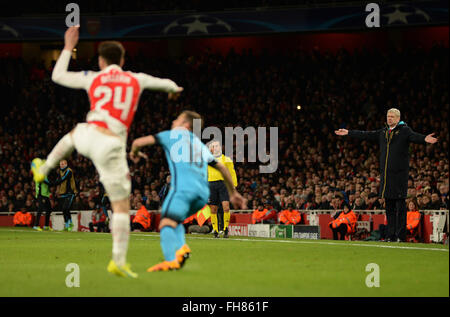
[406,200,421,235]
[279,203,301,225]
[329,201,357,240]
[252,202,267,224]
[252,201,277,224]
[131,202,152,232]
[13,207,32,227]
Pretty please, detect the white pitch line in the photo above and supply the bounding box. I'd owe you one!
[129,233,449,252]
[2,229,448,252]
[1,229,63,234]
[229,237,450,252]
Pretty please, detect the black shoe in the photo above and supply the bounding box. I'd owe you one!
[223,228,229,238]
[213,231,219,238]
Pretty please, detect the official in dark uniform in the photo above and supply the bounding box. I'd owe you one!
[335,108,437,242]
[54,159,78,231]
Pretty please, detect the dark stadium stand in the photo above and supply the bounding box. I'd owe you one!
[1,41,448,215]
[0,1,404,17]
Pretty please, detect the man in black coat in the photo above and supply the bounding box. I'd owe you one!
[335,108,438,242]
[158,174,171,203]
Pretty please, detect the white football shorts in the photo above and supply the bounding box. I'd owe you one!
[71,123,131,202]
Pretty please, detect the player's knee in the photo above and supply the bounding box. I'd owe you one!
[103,177,131,202]
[222,202,230,212]
[159,217,178,230]
[110,198,130,214]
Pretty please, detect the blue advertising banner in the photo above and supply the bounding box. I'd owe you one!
[0,1,448,41]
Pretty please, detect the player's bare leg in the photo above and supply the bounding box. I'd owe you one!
[110,199,131,266]
[107,198,137,278]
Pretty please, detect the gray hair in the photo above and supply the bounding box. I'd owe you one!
[387,108,401,118]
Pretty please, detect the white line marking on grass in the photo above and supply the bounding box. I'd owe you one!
[2,229,448,252]
[229,237,450,252]
[130,233,449,252]
[2,229,63,234]
[3,229,44,233]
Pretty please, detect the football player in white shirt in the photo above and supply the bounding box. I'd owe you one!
[31,26,183,278]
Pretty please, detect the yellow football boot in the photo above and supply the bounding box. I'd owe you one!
[107,260,138,278]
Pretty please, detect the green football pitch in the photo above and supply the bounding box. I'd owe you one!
[0,227,448,297]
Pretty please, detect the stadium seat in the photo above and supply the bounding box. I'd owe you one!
[232,213,252,224]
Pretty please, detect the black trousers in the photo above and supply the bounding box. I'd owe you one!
[378,224,387,240]
[330,223,348,240]
[59,195,75,223]
[131,222,145,231]
[209,181,230,206]
[89,222,107,232]
[34,196,52,227]
[385,199,407,242]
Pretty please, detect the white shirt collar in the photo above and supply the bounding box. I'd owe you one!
[103,64,122,72]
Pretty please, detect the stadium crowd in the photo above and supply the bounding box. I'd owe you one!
[0,43,449,215]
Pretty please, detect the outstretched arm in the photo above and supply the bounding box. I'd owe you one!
[334,128,349,136]
[406,126,438,144]
[412,131,437,144]
[52,26,92,90]
[129,135,155,163]
[135,73,184,100]
[424,133,438,144]
[335,128,380,141]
